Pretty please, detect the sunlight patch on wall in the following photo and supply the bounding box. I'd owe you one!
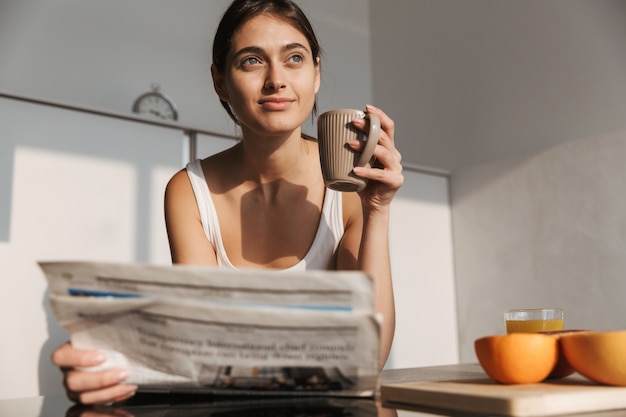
[11,146,137,261]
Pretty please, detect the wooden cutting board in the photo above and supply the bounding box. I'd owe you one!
[381,375,626,417]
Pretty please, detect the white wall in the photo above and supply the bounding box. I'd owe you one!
[0,1,457,399]
[389,171,458,369]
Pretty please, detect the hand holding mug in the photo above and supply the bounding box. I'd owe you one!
[317,109,380,192]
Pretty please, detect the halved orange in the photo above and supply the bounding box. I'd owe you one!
[561,330,626,386]
[475,333,558,384]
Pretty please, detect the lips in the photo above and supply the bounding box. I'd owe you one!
[259,97,294,110]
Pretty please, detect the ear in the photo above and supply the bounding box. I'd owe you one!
[211,64,229,102]
[314,57,321,94]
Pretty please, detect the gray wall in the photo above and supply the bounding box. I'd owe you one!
[371,0,626,171]
[371,0,626,361]
[452,132,626,360]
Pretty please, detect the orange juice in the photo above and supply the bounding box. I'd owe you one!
[506,319,564,334]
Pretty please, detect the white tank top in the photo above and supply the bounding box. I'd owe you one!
[185,159,344,271]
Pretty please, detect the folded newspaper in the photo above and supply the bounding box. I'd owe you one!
[41,261,380,397]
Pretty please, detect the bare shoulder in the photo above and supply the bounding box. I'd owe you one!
[165,168,193,200]
[164,168,199,233]
[164,164,217,264]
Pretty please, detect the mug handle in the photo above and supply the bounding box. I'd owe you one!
[355,113,380,167]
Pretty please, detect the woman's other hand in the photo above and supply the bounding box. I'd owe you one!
[52,343,137,404]
[349,104,403,211]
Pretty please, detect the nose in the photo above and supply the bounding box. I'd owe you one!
[264,65,286,91]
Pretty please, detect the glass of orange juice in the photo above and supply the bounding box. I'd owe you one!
[504,308,564,334]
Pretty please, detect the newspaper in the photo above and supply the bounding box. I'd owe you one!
[41,261,380,397]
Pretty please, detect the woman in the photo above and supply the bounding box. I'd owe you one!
[52,0,403,404]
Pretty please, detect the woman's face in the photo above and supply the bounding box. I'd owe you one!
[213,14,320,138]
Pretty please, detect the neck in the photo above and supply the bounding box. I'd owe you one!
[237,128,314,184]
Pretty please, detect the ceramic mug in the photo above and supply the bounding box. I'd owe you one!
[317,109,380,192]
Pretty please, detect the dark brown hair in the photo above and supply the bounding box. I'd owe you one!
[212,0,322,123]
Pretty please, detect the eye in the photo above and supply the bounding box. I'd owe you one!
[288,54,304,64]
[241,56,261,67]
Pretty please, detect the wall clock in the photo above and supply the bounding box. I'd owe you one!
[132,83,178,121]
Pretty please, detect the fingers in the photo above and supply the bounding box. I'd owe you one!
[348,105,404,197]
[350,104,396,153]
[349,104,402,174]
[365,104,395,141]
[53,343,137,405]
[65,368,137,405]
[52,342,106,368]
[71,378,138,405]
[65,368,130,393]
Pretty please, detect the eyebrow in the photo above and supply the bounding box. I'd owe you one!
[232,42,310,60]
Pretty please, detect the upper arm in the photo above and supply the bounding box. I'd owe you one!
[336,192,363,270]
[164,169,218,265]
